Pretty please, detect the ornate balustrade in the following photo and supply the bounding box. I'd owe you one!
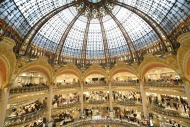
[53,101,80,109]
[54,84,80,89]
[148,104,189,119]
[116,100,142,106]
[112,81,139,87]
[61,118,139,127]
[84,82,107,87]
[4,106,46,127]
[144,81,184,88]
[10,86,48,94]
[86,100,108,104]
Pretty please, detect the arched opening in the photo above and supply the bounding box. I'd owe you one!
[55,73,80,88]
[144,67,181,84]
[12,71,47,88]
[84,73,106,86]
[10,69,49,94]
[111,71,141,115]
[144,67,188,121]
[6,70,48,126]
[112,72,138,86]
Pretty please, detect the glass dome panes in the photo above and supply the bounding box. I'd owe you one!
[102,15,129,56]
[62,17,87,58]
[0,0,74,36]
[113,6,160,50]
[0,0,189,60]
[87,19,105,59]
[32,7,76,52]
[88,0,101,4]
[118,0,190,33]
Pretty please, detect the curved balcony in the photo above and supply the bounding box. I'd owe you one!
[84,81,107,87]
[112,81,139,87]
[53,101,80,109]
[61,118,139,127]
[10,86,48,95]
[54,84,80,89]
[85,100,108,105]
[4,106,46,127]
[148,104,189,119]
[115,100,142,106]
[144,81,184,89]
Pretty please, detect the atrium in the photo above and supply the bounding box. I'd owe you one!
[0,0,190,127]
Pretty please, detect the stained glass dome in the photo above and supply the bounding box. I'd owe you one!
[0,0,189,65]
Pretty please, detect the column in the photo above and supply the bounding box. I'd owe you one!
[109,81,113,111]
[47,84,53,122]
[0,87,10,127]
[183,79,190,106]
[80,82,84,113]
[140,82,148,118]
[108,81,114,118]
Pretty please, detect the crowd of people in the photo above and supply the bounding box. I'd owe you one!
[85,91,109,102]
[52,111,74,126]
[9,101,44,117]
[52,94,79,108]
[113,91,141,103]
[165,119,184,127]
[148,94,190,117]
[24,118,43,127]
[147,78,182,84]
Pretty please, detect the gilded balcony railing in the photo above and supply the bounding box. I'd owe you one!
[61,118,139,127]
[54,84,80,89]
[144,81,184,88]
[10,86,48,94]
[86,100,108,104]
[84,82,107,87]
[115,100,142,106]
[4,106,46,127]
[53,101,80,109]
[148,104,189,119]
[112,81,139,87]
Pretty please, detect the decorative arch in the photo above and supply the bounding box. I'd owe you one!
[177,32,190,81]
[139,54,178,80]
[110,64,138,79]
[0,37,16,88]
[186,55,190,76]
[55,67,81,82]
[83,64,107,80]
[15,60,53,85]
[181,50,190,81]
[0,57,9,88]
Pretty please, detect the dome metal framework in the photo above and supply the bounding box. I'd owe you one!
[0,0,189,67]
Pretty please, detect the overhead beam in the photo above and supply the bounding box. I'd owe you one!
[111,1,173,53]
[19,2,78,55]
[104,4,138,62]
[55,9,84,63]
[99,16,111,65]
[81,16,91,66]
